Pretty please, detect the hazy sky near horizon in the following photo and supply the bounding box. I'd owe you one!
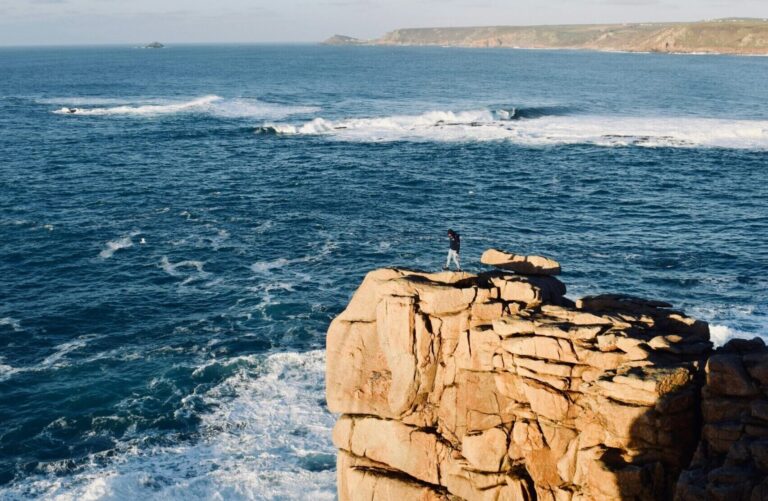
[0,0,766,46]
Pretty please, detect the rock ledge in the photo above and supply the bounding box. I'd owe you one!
[325,249,768,500]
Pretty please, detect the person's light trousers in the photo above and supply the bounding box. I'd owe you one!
[445,249,461,270]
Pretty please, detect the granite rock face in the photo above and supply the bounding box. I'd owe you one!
[675,338,768,501]
[326,251,714,500]
[480,249,562,276]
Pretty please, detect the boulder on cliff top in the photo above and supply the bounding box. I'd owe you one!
[481,248,561,275]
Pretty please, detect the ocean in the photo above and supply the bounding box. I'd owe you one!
[0,44,766,499]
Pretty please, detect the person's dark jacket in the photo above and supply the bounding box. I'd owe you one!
[449,232,460,252]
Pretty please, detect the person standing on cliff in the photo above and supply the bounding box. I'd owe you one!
[444,229,461,271]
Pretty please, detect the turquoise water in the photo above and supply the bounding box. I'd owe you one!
[0,45,767,499]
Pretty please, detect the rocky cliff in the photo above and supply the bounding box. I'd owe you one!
[325,249,768,500]
[325,19,768,55]
[676,338,768,500]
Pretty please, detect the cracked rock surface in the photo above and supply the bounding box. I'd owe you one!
[326,251,724,500]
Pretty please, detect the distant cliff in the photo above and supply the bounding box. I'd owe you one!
[325,18,768,55]
[326,249,768,500]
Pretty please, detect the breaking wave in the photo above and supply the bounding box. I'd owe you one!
[493,106,573,120]
[256,108,768,149]
[52,95,319,119]
[1,350,336,500]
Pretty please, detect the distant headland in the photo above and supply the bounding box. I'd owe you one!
[324,18,768,55]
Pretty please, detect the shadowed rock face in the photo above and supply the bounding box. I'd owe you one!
[326,252,715,500]
[675,338,768,501]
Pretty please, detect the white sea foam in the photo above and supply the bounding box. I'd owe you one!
[99,231,141,259]
[160,257,208,277]
[201,227,230,251]
[211,98,319,119]
[53,95,319,119]
[260,109,768,149]
[246,240,336,321]
[709,324,763,347]
[38,335,99,369]
[253,220,274,234]
[0,317,22,332]
[0,356,19,382]
[250,239,337,275]
[0,335,101,383]
[2,350,336,500]
[54,95,221,116]
[250,257,293,273]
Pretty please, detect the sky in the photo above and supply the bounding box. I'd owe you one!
[0,0,766,46]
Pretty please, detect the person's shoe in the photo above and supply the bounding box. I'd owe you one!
[442,266,448,271]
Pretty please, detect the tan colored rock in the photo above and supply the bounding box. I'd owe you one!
[493,317,535,336]
[471,300,505,322]
[615,336,652,361]
[596,367,693,406]
[557,436,580,483]
[337,451,448,501]
[327,264,712,501]
[326,319,394,417]
[489,275,566,308]
[417,281,478,316]
[462,427,509,472]
[522,381,570,421]
[377,295,418,415]
[502,336,578,363]
[439,463,534,501]
[481,248,561,275]
[337,268,408,322]
[333,416,447,485]
[540,305,613,326]
[455,327,502,371]
[493,277,540,306]
[595,378,659,406]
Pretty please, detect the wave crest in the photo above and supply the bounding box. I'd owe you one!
[53,96,320,119]
[257,108,768,149]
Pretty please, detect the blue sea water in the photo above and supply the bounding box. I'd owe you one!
[0,44,767,499]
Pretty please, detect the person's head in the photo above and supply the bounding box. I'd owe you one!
[447,229,454,237]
